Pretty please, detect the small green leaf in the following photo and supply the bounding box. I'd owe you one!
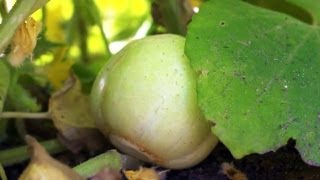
[7,82,40,112]
[186,0,320,165]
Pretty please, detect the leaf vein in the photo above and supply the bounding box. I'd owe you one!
[255,30,313,103]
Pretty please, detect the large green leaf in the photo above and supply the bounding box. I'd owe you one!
[185,0,320,165]
[287,0,320,24]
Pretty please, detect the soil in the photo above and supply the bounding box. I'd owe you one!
[167,140,320,180]
[5,139,320,180]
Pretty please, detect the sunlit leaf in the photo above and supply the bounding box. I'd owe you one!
[42,48,75,89]
[186,0,320,165]
[96,0,151,41]
[43,0,73,43]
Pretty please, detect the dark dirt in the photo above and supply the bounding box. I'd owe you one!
[4,139,320,180]
[167,140,320,180]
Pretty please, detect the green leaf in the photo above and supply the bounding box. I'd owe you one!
[5,63,43,112]
[7,82,40,112]
[287,0,320,25]
[243,0,319,25]
[185,0,320,165]
[33,29,64,59]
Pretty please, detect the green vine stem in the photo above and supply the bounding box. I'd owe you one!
[0,0,8,18]
[0,138,65,166]
[0,0,49,52]
[0,112,51,119]
[73,150,122,178]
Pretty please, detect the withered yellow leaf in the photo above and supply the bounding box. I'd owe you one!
[49,74,106,152]
[9,17,41,67]
[124,167,160,180]
[49,74,96,128]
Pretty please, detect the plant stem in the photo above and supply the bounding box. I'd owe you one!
[0,0,49,52]
[0,61,10,113]
[0,0,8,18]
[154,0,193,36]
[77,0,111,59]
[73,150,122,178]
[0,112,51,119]
[0,163,7,180]
[99,22,112,58]
[0,139,65,166]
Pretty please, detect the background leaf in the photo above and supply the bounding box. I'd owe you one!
[95,0,151,41]
[49,74,96,128]
[0,61,9,112]
[186,0,320,165]
[0,61,10,142]
[7,81,40,112]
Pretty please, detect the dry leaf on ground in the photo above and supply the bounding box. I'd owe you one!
[124,167,161,180]
[221,162,247,180]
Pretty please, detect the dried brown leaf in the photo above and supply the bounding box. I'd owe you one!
[8,17,41,67]
[221,162,248,180]
[56,125,107,153]
[49,74,107,152]
[19,135,83,180]
[49,74,96,128]
[124,167,160,180]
